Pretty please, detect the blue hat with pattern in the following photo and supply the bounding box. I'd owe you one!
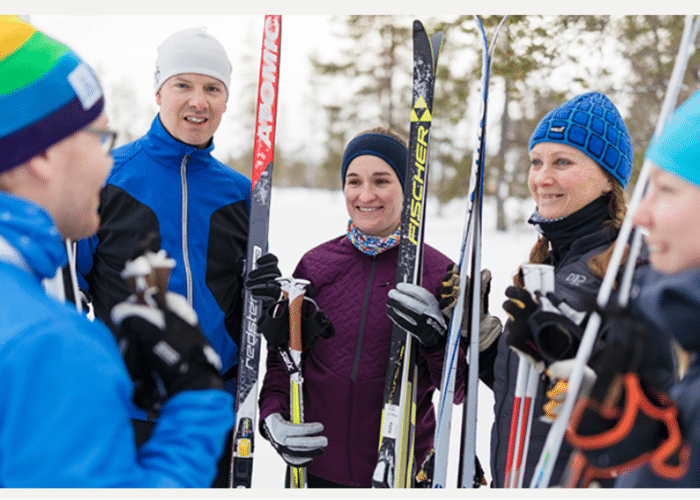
[646,88,700,189]
[529,92,633,187]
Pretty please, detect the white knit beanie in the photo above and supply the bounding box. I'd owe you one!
[153,27,231,98]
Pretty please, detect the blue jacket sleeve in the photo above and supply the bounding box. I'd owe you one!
[0,314,233,487]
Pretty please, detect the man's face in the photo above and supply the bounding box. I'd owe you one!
[50,112,113,240]
[156,73,228,148]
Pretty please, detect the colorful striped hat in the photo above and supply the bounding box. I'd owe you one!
[646,88,700,189]
[0,16,104,173]
[529,92,633,188]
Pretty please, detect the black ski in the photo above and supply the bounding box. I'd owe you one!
[230,15,281,489]
[372,20,443,489]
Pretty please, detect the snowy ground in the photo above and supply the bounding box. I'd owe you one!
[251,186,537,489]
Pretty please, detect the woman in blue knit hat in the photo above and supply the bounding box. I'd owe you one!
[249,127,501,487]
[483,92,676,487]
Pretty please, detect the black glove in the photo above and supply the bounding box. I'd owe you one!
[258,294,335,351]
[503,285,543,371]
[111,251,223,413]
[261,413,327,467]
[528,291,586,365]
[245,253,283,303]
[387,282,447,353]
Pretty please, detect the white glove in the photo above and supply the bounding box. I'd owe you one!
[262,413,328,467]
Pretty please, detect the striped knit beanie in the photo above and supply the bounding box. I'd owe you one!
[646,88,700,189]
[529,92,633,188]
[0,15,104,173]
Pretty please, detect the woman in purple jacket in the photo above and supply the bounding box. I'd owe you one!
[252,127,500,487]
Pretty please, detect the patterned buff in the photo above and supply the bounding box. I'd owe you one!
[0,15,105,173]
[346,220,400,256]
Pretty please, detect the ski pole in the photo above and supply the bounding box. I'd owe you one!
[504,264,554,488]
[515,364,539,488]
[530,15,700,488]
[504,360,528,487]
[278,277,311,489]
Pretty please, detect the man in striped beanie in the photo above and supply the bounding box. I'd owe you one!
[0,15,233,486]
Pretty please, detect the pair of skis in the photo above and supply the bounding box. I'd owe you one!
[430,15,508,489]
[530,14,700,488]
[372,20,443,489]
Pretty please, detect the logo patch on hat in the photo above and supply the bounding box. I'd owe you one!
[67,63,102,110]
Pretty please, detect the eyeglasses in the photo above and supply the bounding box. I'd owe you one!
[83,127,118,153]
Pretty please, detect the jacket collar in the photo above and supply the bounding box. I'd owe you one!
[0,192,67,280]
[143,115,217,172]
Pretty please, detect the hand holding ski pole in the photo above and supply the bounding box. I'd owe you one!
[503,286,545,373]
[111,235,224,414]
[542,359,597,423]
[262,413,327,468]
[387,283,447,353]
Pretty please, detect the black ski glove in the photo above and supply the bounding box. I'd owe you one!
[245,253,283,303]
[387,282,447,353]
[111,248,224,414]
[261,413,327,467]
[503,285,544,371]
[528,291,586,365]
[258,294,335,352]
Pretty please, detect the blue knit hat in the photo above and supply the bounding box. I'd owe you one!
[341,132,408,190]
[646,88,700,189]
[529,92,633,187]
[0,16,105,173]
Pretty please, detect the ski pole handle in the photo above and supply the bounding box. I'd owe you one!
[278,277,310,489]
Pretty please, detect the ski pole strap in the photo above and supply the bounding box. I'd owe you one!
[566,372,690,483]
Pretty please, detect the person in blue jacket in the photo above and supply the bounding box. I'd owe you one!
[0,16,232,487]
[76,27,250,486]
[610,89,700,487]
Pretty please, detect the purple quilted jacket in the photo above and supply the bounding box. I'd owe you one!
[258,235,467,486]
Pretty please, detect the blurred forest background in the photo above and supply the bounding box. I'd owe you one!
[93,15,700,231]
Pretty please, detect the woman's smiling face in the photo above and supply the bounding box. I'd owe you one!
[528,142,612,220]
[344,155,403,237]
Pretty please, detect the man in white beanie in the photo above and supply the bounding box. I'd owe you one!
[77,27,250,487]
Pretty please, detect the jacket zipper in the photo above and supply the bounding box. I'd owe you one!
[351,256,377,382]
[180,154,193,306]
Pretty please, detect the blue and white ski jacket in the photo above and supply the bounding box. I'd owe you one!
[77,115,251,405]
[0,192,233,487]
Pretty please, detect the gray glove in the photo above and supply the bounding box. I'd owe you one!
[262,413,328,467]
[387,282,447,353]
[440,265,502,352]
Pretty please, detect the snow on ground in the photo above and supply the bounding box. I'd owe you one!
[251,187,537,488]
